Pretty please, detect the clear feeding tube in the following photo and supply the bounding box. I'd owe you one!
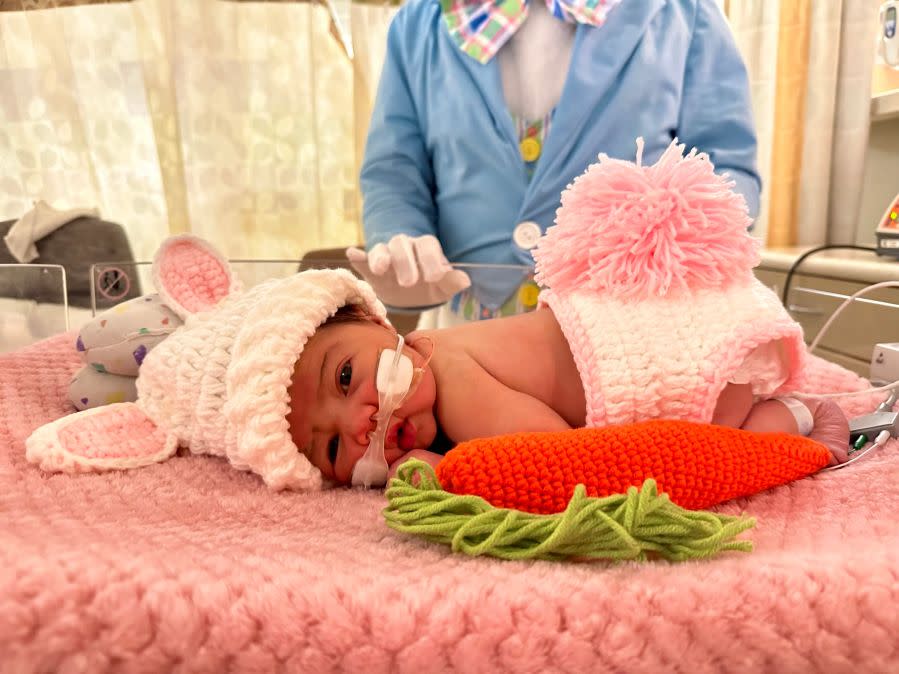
[351,333,414,488]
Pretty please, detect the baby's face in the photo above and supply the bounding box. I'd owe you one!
[287,320,438,485]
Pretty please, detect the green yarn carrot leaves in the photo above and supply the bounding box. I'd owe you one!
[383,460,755,562]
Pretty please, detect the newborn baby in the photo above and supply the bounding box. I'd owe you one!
[288,303,849,486]
[289,141,851,486]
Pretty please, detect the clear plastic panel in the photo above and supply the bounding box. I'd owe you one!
[89,258,538,324]
[0,264,71,353]
[299,260,537,320]
[89,260,305,314]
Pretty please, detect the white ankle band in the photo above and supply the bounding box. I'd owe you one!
[774,397,814,436]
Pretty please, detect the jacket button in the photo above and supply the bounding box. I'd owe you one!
[519,137,541,162]
[513,221,542,250]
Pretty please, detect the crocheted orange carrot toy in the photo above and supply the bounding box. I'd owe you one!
[383,421,831,562]
[436,420,831,514]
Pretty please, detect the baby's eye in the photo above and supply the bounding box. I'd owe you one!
[338,361,352,394]
[327,436,339,466]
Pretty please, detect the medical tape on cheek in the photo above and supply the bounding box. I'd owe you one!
[377,343,413,404]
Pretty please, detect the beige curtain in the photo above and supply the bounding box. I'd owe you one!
[3,0,881,258]
[349,1,396,228]
[0,0,397,262]
[724,0,880,246]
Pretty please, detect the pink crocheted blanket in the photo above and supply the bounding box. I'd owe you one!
[2,334,898,673]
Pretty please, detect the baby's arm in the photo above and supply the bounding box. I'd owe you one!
[386,448,443,481]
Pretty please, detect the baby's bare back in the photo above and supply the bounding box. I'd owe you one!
[416,309,586,443]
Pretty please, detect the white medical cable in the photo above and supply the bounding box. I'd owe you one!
[808,378,899,399]
[819,430,891,472]
[796,280,899,399]
[808,280,899,352]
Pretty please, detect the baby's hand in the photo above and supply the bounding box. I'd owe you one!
[386,449,444,481]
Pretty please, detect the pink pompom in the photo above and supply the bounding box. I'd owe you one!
[533,139,759,298]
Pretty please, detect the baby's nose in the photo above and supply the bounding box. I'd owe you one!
[346,403,378,448]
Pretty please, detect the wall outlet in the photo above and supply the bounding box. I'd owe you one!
[870,342,899,385]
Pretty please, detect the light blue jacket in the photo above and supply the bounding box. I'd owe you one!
[361,0,761,304]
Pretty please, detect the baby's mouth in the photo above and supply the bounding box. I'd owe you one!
[387,420,417,452]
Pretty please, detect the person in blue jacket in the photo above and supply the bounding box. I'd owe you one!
[349,0,761,326]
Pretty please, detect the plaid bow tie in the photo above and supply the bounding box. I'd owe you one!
[441,0,623,64]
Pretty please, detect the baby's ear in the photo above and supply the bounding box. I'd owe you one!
[151,235,240,319]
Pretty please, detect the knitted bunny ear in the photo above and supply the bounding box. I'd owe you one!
[25,403,178,473]
[152,235,240,320]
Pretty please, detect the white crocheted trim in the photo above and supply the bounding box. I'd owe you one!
[224,268,388,491]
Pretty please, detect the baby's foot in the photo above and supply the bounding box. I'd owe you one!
[803,399,850,465]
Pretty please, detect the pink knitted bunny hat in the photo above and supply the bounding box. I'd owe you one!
[533,139,806,427]
[26,235,387,491]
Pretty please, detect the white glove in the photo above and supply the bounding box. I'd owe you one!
[346,234,470,309]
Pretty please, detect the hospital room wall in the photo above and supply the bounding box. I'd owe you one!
[857,117,899,245]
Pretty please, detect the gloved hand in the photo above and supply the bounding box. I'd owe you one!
[346,234,470,309]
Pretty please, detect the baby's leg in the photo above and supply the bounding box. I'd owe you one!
[710,382,755,428]
[741,397,850,465]
[712,383,849,464]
